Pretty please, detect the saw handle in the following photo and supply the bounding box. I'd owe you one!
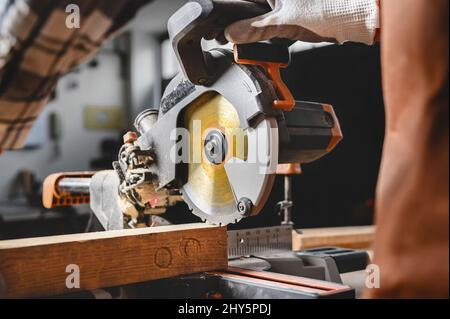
[168,0,271,86]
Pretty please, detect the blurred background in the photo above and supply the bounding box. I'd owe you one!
[0,0,384,240]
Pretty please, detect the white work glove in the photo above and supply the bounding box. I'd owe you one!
[225,0,380,45]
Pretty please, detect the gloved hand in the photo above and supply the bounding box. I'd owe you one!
[225,0,380,45]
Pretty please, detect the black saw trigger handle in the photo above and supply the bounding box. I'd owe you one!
[168,0,271,86]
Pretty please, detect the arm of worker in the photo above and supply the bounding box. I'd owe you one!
[225,0,380,45]
[0,0,151,151]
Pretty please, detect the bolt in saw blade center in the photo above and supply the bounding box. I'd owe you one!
[204,130,228,165]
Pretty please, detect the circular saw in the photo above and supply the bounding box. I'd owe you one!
[83,0,343,228]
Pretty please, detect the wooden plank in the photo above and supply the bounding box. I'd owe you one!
[0,223,227,299]
[292,226,375,251]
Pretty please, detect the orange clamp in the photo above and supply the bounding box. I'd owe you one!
[43,172,94,209]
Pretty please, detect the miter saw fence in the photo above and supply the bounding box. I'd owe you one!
[43,0,343,230]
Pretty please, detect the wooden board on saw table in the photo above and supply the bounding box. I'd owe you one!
[292,226,375,251]
[0,223,227,299]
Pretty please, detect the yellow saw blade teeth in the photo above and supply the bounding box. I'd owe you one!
[184,92,247,211]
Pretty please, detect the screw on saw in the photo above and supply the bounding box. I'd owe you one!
[237,198,253,217]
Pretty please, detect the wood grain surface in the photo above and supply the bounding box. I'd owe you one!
[0,224,227,299]
[293,226,375,250]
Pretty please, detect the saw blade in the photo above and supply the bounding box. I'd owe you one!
[181,92,277,225]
